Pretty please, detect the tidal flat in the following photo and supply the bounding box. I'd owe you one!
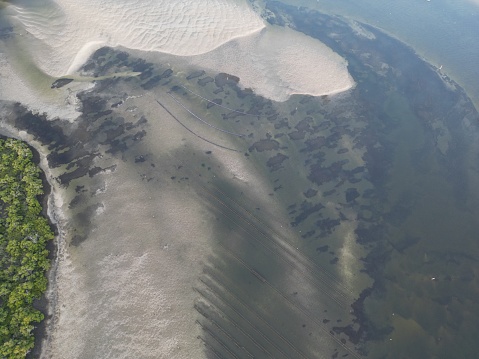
[1,2,479,359]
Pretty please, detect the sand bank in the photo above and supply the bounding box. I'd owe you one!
[5,0,353,106]
[182,25,355,102]
[7,0,264,76]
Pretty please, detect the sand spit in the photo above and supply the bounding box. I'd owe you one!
[7,0,265,76]
[5,0,353,106]
[182,25,355,102]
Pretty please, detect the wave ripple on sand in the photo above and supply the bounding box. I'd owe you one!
[9,0,265,75]
[183,25,355,101]
[7,0,354,103]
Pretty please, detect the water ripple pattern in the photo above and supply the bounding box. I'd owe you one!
[8,0,265,76]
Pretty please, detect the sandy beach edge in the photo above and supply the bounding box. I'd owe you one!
[0,120,67,359]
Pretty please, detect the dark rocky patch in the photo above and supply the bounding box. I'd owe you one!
[215,72,240,88]
[13,105,65,146]
[88,165,116,178]
[291,201,324,227]
[186,70,206,80]
[111,100,123,108]
[316,245,329,253]
[69,195,84,208]
[51,78,74,89]
[303,188,317,198]
[383,202,412,226]
[198,76,214,86]
[345,188,360,202]
[316,218,341,237]
[274,118,290,130]
[115,51,129,61]
[141,69,172,90]
[267,113,279,121]
[308,160,345,186]
[70,235,87,246]
[130,58,152,73]
[206,98,222,109]
[75,185,86,193]
[295,117,313,132]
[266,153,289,171]
[141,75,162,90]
[313,120,331,132]
[134,155,147,163]
[249,139,279,152]
[288,130,306,140]
[57,166,91,186]
[301,230,316,238]
[80,95,108,114]
[303,135,327,151]
[100,123,125,143]
[323,189,336,196]
[47,146,90,168]
[88,167,104,177]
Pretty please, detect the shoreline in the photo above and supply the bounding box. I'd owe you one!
[260,0,479,112]
[6,0,265,78]
[0,2,477,357]
[28,141,58,359]
[0,122,65,359]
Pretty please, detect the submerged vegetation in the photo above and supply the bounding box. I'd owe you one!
[0,138,53,359]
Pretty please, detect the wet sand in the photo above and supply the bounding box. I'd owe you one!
[1,1,479,358]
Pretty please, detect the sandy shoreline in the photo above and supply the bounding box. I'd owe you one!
[1,61,303,357]
[3,0,354,109]
[7,0,265,77]
[0,121,66,358]
[180,25,355,102]
[2,1,477,358]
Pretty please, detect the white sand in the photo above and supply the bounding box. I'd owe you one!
[8,0,265,76]
[5,0,354,105]
[0,2,356,357]
[182,25,355,102]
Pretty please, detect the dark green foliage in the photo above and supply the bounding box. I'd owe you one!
[0,139,53,358]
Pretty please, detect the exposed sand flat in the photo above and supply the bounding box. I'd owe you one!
[5,0,353,105]
[182,25,355,102]
[7,0,265,76]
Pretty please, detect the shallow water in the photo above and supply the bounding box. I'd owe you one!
[1,1,479,358]
[277,0,479,110]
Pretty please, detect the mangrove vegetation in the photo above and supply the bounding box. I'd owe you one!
[0,138,53,359]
